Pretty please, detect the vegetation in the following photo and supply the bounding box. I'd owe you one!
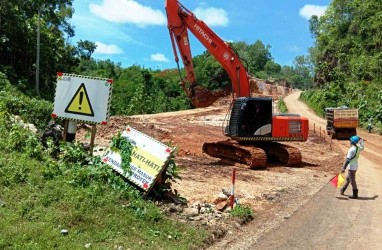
[0,0,312,113]
[0,79,209,249]
[230,205,254,221]
[277,98,288,113]
[191,41,314,91]
[302,0,382,133]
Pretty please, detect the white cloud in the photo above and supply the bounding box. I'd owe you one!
[150,53,170,62]
[94,42,123,54]
[299,5,327,20]
[90,0,166,27]
[193,7,229,27]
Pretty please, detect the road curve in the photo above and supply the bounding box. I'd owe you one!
[251,91,382,249]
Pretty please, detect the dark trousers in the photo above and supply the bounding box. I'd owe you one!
[341,170,357,191]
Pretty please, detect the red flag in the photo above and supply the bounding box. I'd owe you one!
[330,173,345,188]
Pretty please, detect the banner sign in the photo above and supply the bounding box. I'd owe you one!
[103,126,175,192]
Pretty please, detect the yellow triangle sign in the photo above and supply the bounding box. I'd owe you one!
[65,83,94,116]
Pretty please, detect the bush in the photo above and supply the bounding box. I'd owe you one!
[0,74,53,131]
[277,97,288,113]
[230,204,254,220]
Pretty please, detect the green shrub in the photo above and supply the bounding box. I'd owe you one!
[230,204,254,220]
[277,97,288,113]
[0,74,52,131]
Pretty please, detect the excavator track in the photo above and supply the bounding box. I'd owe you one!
[264,142,302,166]
[202,140,267,169]
[203,141,302,168]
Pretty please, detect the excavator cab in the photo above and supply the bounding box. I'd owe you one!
[225,97,273,138]
[225,97,308,142]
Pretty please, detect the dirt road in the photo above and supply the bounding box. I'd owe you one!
[250,91,382,249]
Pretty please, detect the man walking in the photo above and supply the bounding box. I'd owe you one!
[339,135,365,199]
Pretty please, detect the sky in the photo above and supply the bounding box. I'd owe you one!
[70,0,331,70]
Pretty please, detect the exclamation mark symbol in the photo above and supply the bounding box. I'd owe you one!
[79,91,83,110]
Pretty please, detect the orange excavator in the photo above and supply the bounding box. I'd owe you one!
[165,0,309,168]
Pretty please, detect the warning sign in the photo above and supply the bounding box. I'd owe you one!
[52,73,112,124]
[102,126,176,193]
[65,83,94,116]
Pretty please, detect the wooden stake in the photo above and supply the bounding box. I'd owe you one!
[63,120,68,142]
[89,124,97,156]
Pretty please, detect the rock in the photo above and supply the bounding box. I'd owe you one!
[167,204,182,213]
[188,215,203,221]
[218,193,229,200]
[85,243,91,248]
[183,207,199,217]
[200,207,212,214]
[221,189,231,196]
[216,201,228,211]
[60,229,68,236]
[214,213,223,219]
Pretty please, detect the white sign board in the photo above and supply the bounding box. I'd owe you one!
[52,73,112,124]
[102,126,175,192]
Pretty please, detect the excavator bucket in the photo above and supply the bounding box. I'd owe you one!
[184,85,228,108]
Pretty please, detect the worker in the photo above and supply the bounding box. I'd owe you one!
[339,135,364,199]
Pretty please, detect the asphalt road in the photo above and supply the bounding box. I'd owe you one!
[251,91,382,249]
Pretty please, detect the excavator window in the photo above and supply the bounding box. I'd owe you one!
[239,98,272,137]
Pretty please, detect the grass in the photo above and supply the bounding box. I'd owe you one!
[0,126,209,249]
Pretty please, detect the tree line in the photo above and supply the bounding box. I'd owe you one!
[304,0,382,132]
[8,0,382,133]
[1,0,314,118]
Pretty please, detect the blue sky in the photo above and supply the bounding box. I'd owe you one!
[70,0,330,70]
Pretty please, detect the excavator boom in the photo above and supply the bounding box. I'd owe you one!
[165,0,251,107]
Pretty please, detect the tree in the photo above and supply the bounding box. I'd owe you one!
[231,40,273,75]
[310,0,382,86]
[0,0,77,99]
[264,61,281,75]
[292,55,314,89]
[77,40,97,60]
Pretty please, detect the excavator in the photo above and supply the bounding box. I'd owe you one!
[165,0,309,168]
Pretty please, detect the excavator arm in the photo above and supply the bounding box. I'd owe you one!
[165,0,251,107]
